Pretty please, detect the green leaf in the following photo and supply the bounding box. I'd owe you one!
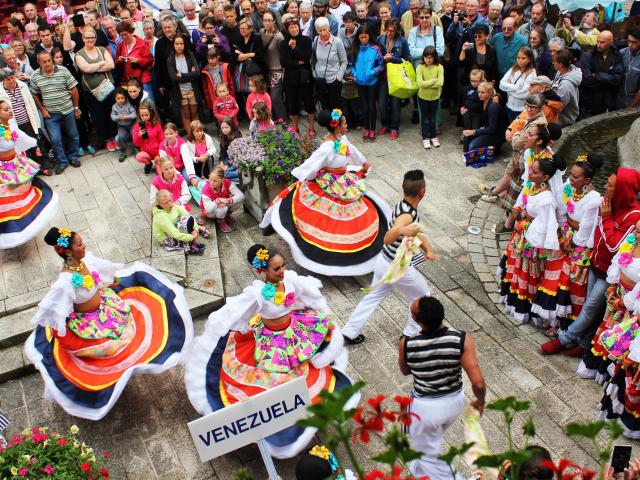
[372,449,398,465]
[474,454,506,469]
[565,421,607,440]
[438,442,475,465]
[487,397,531,413]
[523,416,536,437]
[606,421,624,440]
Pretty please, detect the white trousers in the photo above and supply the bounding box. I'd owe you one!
[408,390,466,480]
[206,200,242,219]
[342,253,431,339]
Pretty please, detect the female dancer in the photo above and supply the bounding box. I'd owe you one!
[498,125,567,325]
[24,227,193,420]
[184,244,357,458]
[554,153,603,334]
[259,109,390,276]
[0,100,58,249]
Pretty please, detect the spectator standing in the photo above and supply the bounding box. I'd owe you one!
[30,51,81,174]
[499,45,536,121]
[181,1,201,34]
[3,47,33,82]
[417,46,444,148]
[155,16,189,123]
[115,22,154,98]
[143,20,158,57]
[252,0,282,32]
[551,48,582,127]
[101,17,122,60]
[280,18,316,134]
[201,48,234,117]
[400,0,421,36]
[75,27,119,153]
[518,3,554,41]
[529,26,552,78]
[193,17,231,67]
[399,296,485,480]
[300,3,314,37]
[507,4,524,30]
[221,5,242,66]
[492,16,527,78]
[119,7,144,39]
[260,11,286,121]
[352,24,384,141]
[309,0,339,39]
[555,10,599,53]
[3,18,24,45]
[167,35,202,137]
[459,23,498,83]
[445,0,487,61]
[24,3,48,29]
[24,23,40,54]
[485,0,502,38]
[35,25,73,71]
[329,0,351,25]
[579,31,624,119]
[233,18,266,117]
[311,17,347,110]
[391,0,410,20]
[618,27,640,109]
[126,0,144,22]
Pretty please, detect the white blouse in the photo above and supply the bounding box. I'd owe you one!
[606,252,640,285]
[1,118,37,153]
[182,134,217,181]
[31,253,122,336]
[291,135,366,181]
[559,181,602,248]
[202,269,330,337]
[515,189,560,250]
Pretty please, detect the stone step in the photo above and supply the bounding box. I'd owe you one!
[0,307,38,349]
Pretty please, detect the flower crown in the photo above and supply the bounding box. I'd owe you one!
[55,228,72,251]
[251,248,270,270]
[576,154,588,163]
[309,445,344,479]
[329,109,343,128]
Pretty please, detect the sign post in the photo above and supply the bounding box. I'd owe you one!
[188,377,311,478]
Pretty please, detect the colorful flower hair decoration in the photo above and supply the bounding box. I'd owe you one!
[56,236,70,249]
[329,109,343,128]
[309,445,344,479]
[618,233,636,267]
[54,245,66,255]
[252,248,270,270]
[576,154,588,163]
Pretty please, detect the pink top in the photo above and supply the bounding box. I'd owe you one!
[194,141,207,157]
[45,5,68,24]
[160,137,186,170]
[213,96,239,122]
[245,92,272,120]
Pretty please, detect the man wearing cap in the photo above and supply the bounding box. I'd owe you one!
[310,0,339,38]
[0,68,52,176]
[528,75,564,124]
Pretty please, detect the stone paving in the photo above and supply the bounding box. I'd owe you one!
[0,114,636,479]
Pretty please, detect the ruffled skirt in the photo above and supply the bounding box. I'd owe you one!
[0,152,39,185]
[261,170,391,276]
[559,222,593,323]
[184,309,358,458]
[24,263,193,420]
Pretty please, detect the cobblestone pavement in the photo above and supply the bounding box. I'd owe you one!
[0,115,634,479]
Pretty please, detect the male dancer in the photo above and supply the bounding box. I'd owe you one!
[342,169,436,344]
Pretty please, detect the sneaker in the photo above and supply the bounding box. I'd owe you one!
[70,159,81,168]
[106,140,117,152]
[118,151,127,162]
[480,194,499,203]
[540,338,568,355]
[54,164,67,175]
[143,163,153,175]
[377,127,389,136]
[225,214,236,228]
[216,219,232,233]
[87,145,96,155]
[189,243,206,255]
[389,130,398,140]
[422,139,431,149]
[491,222,512,234]
[78,147,85,157]
[431,137,440,148]
[368,131,376,142]
[362,130,370,141]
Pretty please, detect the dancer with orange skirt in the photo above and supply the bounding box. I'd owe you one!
[259,109,390,276]
[24,227,193,420]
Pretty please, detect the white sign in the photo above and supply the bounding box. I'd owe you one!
[188,377,311,462]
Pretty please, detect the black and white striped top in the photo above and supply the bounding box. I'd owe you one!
[382,200,425,266]
[404,328,465,398]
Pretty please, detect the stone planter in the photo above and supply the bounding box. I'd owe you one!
[238,166,288,224]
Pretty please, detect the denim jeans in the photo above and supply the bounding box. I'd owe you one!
[43,111,79,167]
[418,98,439,139]
[378,80,401,131]
[558,270,609,348]
[357,84,378,131]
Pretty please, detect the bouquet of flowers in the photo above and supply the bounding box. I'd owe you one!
[228,137,265,175]
[0,425,111,479]
[255,124,317,186]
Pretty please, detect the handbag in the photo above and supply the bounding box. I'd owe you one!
[432,25,451,63]
[81,47,115,101]
[387,61,418,99]
[312,37,333,99]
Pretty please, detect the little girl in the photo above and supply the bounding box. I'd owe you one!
[249,101,275,138]
[185,120,216,187]
[199,166,245,233]
[245,75,272,121]
[416,46,444,149]
[212,83,239,126]
[219,117,241,182]
[159,122,191,181]
[133,101,164,174]
[152,189,205,255]
[351,24,384,142]
[149,156,191,210]
[45,0,68,25]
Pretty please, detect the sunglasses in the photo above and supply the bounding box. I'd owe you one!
[419,15,430,19]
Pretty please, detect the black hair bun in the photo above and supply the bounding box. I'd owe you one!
[547,123,562,141]
[246,244,268,264]
[295,452,333,480]
[44,227,61,247]
[552,154,566,172]
[586,153,604,171]
[316,110,331,128]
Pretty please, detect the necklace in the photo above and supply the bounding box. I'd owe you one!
[572,188,589,202]
[66,260,85,272]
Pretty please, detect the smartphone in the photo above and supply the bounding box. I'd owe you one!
[72,14,85,27]
[611,445,632,473]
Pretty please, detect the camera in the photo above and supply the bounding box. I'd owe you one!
[560,10,571,18]
[457,10,467,21]
[206,33,217,44]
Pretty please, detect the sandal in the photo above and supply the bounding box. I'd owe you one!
[545,327,558,338]
[39,168,53,177]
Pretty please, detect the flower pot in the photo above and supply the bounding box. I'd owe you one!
[266,181,288,203]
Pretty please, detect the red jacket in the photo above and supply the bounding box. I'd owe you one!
[201,63,234,110]
[116,35,154,84]
[213,95,239,123]
[133,121,163,158]
[592,168,640,275]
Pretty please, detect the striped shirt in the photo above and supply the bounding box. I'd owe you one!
[382,200,425,266]
[29,66,77,115]
[405,328,465,397]
[5,85,30,126]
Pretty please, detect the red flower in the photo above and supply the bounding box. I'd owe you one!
[365,470,388,480]
[81,463,91,473]
[101,452,111,458]
[364,466,428,480]
[18,467,29,476]
[8,434,24,446]
[44,464,55,476]
[100,468,109,475]
[352,407,372,443]
[58,438,67,446]
[393,395,420,427]
[540,458,595,480]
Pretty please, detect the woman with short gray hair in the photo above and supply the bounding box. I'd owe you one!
[311,16,347,110]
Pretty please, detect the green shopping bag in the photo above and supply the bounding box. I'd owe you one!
[387,61,418,99]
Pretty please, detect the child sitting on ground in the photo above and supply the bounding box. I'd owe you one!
[184,120,216,187]
[218,117,241,182]
[459,68,485,135]
[159,122,192,180]
[249,101,275,138]
[212,83,239,126]
[149,156,192,211]
[199,166,245,233]
[110,88,137,162]
[153,189,206,254]
[133,101,164,174]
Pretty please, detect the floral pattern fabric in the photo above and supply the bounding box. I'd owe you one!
[315,170,366,202]
[0,153,39,186]
[66,288,131,340]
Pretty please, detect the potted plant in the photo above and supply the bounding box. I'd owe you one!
[0,425,111,479]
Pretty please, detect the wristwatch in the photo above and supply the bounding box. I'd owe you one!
[74,106,80,110]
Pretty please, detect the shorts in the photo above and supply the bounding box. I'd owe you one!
[180,90,197,106]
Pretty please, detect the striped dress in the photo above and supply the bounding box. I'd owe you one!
[404,328,465,397]
[382,200,425,266]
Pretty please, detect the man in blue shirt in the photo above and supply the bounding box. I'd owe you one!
[446,0,487,57]
[491,16,527,78]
